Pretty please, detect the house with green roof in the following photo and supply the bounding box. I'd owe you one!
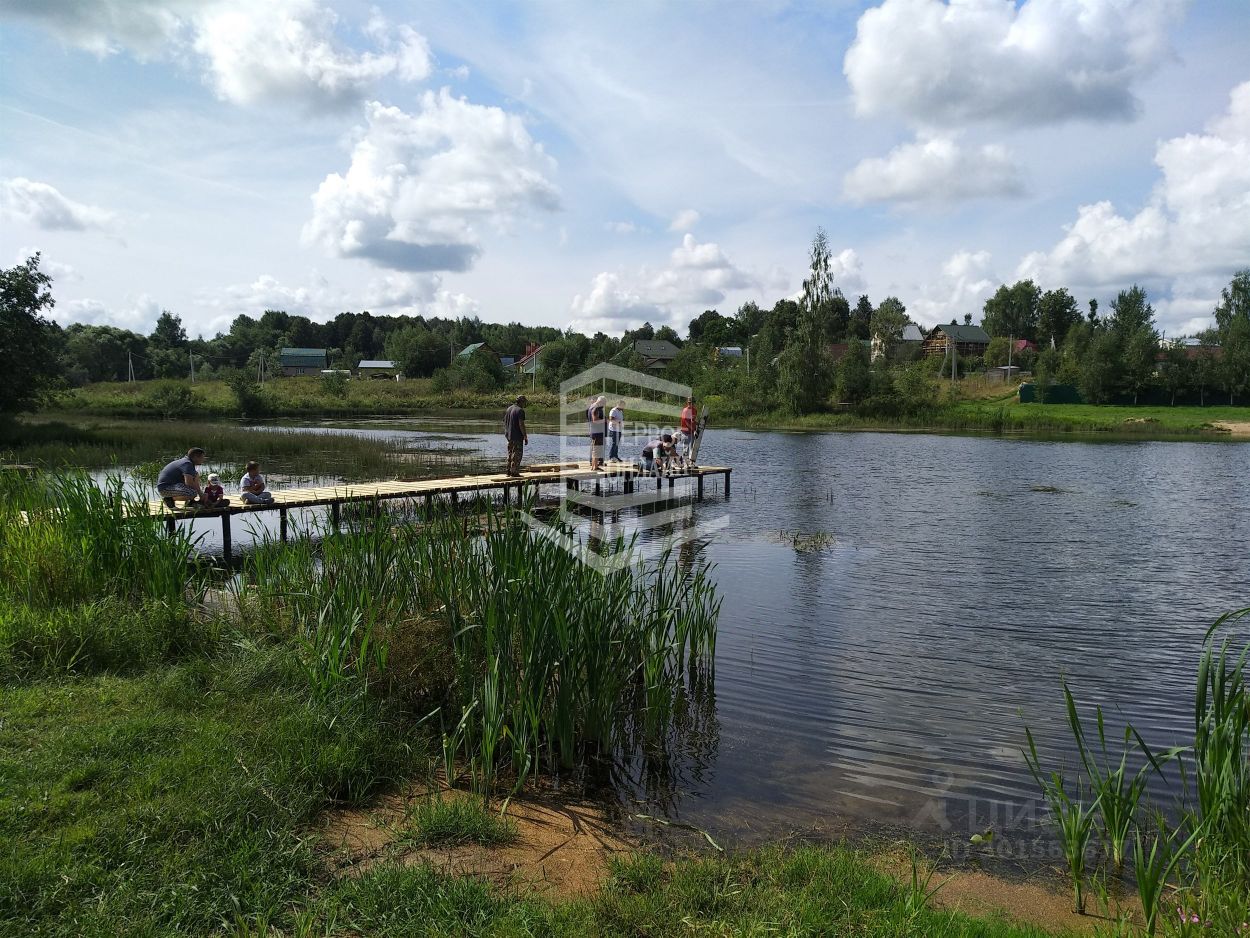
[921,323,991,359]
[456,342,501,363]
[279,347,328,376]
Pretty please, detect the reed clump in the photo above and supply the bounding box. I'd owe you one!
[1024,610,1250,935]
[0,472,210,675]
[236,501,721,798]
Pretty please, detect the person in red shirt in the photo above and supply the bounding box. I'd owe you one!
[679,397,697,461]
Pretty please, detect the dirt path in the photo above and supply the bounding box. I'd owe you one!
[1212,421,1250,436]
[317,788,1140,931]
[316,784,631,897]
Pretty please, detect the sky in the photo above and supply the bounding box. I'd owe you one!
[1,0,1247,340]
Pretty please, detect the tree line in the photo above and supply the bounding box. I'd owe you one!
[3,246,1248,418]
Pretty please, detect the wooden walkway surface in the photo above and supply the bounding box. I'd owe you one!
[156,461,731,562]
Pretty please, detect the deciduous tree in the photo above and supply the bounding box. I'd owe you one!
[0,254,60,414]
[981,280,1041,342]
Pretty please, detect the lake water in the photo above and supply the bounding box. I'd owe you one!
[170,418,1250,860]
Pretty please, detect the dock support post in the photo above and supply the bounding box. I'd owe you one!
[221,513,233,567]
[656,476,662,491]
[668,476,674,491]
[594,479,601,496]
[424,493,433,519]
[331,502,341,529]
[165,515,175,536]
[450,491,458,509]
[724,470,731,497]
[697,475,704,501]
[624,476,634,494]
[502,484,510,506]
[279,507,288,543]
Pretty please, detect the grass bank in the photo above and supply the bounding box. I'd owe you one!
[0,660,1070,937]
[46,377,560,419]
[733,400,1250,438]
[45,378,1250,441]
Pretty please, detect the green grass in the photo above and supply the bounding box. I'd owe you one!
[401,797,518,848]
[0,658,1067,937]
[0,648,415,937]
[45,377,561,419]
[312,845,1068,937]
[731,400,1250,438]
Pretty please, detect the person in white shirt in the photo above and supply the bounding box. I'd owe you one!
[239,461,275,504]
[607,401,625,461]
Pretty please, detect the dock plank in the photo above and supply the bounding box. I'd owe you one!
[147,462,730,519]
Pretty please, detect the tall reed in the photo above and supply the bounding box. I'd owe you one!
[1024,609,1250,932]
[235,498,721,797]
[0,471,207,673]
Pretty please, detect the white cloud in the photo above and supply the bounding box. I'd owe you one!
[4,0,431,111]
[827,248,867,295]
[201,270,478,332]
[0,0,193,57]
[844,135,1025,204]
[844,0,1185,127]
[909,249,999,327]
[303,92,560,272]
[14,247,79,282]
[1017,80,1250,288]
[193,1,431,110]
[0,178,114,231]
[569,233,759,332]
[57,294,163,331]
[669,208,700,232]
[568,272,667,332]
[606,221,640,234]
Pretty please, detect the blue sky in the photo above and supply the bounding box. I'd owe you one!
[1,0,1247,339]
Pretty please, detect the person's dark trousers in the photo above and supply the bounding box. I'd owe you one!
[608,430,621,461]
[506,439,524,474]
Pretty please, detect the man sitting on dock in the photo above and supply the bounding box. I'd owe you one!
[503,395,528,476]
[239,461,274,505]
[156,447,206,509]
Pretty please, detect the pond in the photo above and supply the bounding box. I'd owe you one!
[74,417,1250,860]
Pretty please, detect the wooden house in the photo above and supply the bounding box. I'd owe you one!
[921,324,991,359]
[280,347,328,376]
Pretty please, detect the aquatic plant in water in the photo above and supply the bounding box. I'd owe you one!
[1024,610,1250,933]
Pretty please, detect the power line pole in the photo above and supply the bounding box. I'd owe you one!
[189,350,195,384]
[128,350,135,383]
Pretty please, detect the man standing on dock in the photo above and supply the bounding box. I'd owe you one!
[587,395,606,469]
[607,399,624,462]
[503,395,528,476]
[680,397,697,461]
[156,447,206,509]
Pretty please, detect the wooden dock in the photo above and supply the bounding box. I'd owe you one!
[155,461,731,563]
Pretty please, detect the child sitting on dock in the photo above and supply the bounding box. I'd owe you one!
[239,462,275,505]
[202,473,229,507]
